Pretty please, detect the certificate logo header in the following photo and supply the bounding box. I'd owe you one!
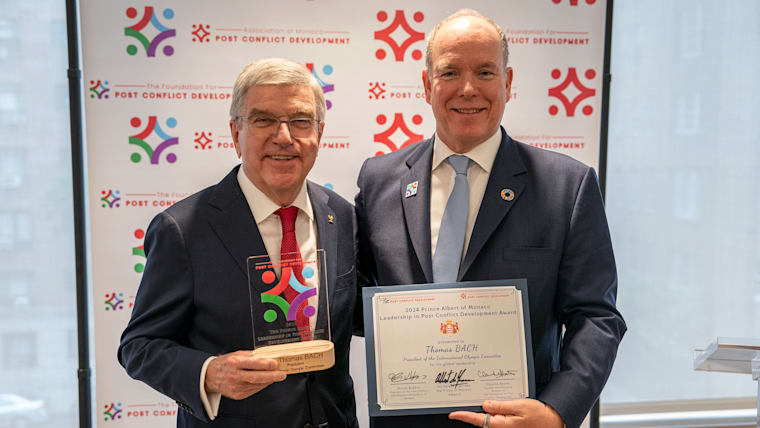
[440,319,459,335]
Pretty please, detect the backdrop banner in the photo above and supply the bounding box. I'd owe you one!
[79,1,607,426]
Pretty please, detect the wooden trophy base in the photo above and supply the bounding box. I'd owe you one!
[251,340,335,374]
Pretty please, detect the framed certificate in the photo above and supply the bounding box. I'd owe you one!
[362,280,535,417]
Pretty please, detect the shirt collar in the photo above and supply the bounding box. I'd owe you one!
[432,128,502,173]
[236,166,313,225]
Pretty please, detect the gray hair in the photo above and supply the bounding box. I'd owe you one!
[425,9,509,72]
[229,58,326,123]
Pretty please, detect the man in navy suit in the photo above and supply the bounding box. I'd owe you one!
[355,9,626,428]
[119,58,359,428]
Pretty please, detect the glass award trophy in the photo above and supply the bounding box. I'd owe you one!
[247,249,333,374]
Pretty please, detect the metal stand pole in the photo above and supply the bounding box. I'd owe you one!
[65,0,91,427]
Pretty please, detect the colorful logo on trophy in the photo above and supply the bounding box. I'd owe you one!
[259,265,316,323]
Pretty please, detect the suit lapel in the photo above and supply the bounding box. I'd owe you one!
[401,139,434,283]
[207,166,268,278]
[460,131,527,280]
[307,182,337,321]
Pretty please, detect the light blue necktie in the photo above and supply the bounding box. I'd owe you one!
[433,154,471,283]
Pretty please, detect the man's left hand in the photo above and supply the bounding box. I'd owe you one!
[449,398,563,428]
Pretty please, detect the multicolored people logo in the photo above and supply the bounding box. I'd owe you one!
[373,113,424,156]
[103,402,123,421]
[104,293,125,311]
[125,6,176,57]
[305,63,335,110]
[100,190,121,208]
[374,10,425,61]
[129,116,179,164]
[133,229,146,273]
[259,264,317,339]
[548,68,597,117]
[89,80,110,99]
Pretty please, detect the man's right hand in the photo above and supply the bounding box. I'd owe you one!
[204,350,287,400]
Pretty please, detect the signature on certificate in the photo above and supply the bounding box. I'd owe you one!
[434,368,474,388]
[388,370,427,383]
[477,369,517,378]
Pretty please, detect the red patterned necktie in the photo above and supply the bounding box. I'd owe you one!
[274,206,311,340]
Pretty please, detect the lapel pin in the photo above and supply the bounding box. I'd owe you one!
[405,181,419,198]
[501,188,515,201]
[327,214,334,224]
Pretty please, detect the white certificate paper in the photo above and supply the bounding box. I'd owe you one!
[364,281,534,415]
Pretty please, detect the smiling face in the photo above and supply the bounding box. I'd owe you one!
[423,16,513,153]
[230,84,323,206]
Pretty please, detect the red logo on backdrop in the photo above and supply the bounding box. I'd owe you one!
[548,68,596,117]
[368,82,387,99]
[374,10,425,62]
[191,24,211,42]
[374,113,423,156]
[552,0,596,5]
[194,131,213,149]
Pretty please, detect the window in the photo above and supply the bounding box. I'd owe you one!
[2,332,38,369]
[0,272,31,307]
[0,1,77,426]
[674,93,701,136]
[0,150,25,189]
[679,3,704,58]
[0,87,24,126]
[0,212,32,249]
[602,0,759,425]
[0,19,15,40]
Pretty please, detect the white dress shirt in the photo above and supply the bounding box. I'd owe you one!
[430,128,502,261]
[199,167,318,420]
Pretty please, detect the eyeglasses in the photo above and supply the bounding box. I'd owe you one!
[237,114,320,139]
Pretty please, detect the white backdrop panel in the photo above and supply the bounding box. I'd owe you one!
[80,1,607,426]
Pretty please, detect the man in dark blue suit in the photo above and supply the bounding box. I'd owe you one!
[355,10,625,428]
[119,58,359,428]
